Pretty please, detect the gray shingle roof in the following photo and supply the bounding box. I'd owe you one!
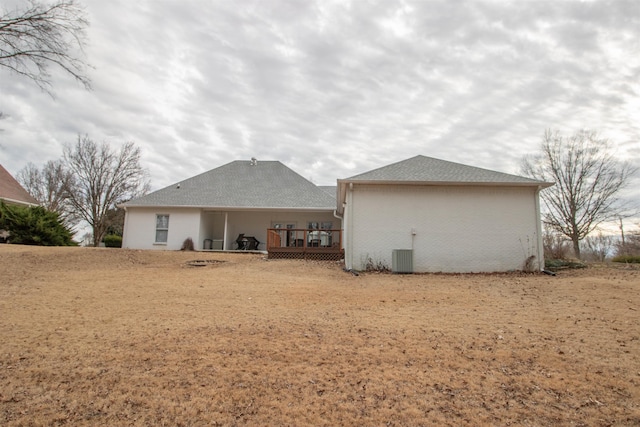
[336,155,553,215]
[318,186,337,200]
[124,160,335,209]
[345,155,547,185]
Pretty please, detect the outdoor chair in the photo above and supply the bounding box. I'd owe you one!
[245,236,260,250]
[235,234,247,250]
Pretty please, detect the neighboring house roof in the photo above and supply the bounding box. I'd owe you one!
[0,164,38,206]
[124,160,336,210]
[337,155,553,214]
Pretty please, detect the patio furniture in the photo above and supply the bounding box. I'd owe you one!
[308,230,330,246]
[236,234,260,250]
[203,238,213,250]
[236,234,247,250]
[245,236,260,250]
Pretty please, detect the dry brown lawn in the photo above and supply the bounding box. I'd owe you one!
[1,245,639,426]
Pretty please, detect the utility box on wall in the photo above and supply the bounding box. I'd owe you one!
[392,249,413,274]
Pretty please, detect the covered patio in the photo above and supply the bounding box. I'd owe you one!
[199,210,340,254]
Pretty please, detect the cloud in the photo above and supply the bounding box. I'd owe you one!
[0,0,637,218]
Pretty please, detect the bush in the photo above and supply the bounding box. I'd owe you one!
[545,259,587,271]
[616,227,640,257]
[543,229,572,260]
[103,234,122,248]
[580,232,615,262]
[611,255,640,264]
[362,254,390,273]
[181,237,195,251]
[0,201,76,246]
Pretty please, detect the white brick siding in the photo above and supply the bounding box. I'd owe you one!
[344,184,542,273]
[123,207,337,251]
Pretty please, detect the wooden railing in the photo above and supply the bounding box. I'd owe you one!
[266,228,343,260]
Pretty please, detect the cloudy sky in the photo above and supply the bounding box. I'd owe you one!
[1,0,639,224]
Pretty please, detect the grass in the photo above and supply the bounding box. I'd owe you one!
[1,245,639,426]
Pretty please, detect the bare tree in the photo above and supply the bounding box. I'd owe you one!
[617,224,640,257]
[542,227,572,260]
[16,159,78,227]
[64,135,149,246]
[580,232,615,262]
[0,0,90,92]
[522,129,636,259]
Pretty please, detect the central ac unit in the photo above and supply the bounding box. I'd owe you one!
[392,249,413,274]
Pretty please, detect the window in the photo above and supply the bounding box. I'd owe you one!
[308,221,333,230]
[155,214,169,243]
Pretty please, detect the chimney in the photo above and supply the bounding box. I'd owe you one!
[250,157,258,166]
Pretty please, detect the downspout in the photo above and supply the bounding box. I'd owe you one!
[347,182,354,270]
[333,207,344,261]
[121,206,129,248]
[333,209,343,241]
[534,186,544,271]
[223,212,229,251]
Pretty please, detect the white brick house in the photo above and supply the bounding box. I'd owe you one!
[122,156,551,272]
[121,160,338,252]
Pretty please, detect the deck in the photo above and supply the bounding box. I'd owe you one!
[266,228,344,261]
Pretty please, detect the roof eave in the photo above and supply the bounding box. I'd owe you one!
[122,204,335,211]
[0,197,39,207]
[338,179,554,188]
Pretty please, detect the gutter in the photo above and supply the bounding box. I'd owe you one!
[1,197,39,207]
[119,205,336,211]
[337,179,554,188]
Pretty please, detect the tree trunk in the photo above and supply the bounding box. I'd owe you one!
[92,225,105,247]
[572,236,581,260]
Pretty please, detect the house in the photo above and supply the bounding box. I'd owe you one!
[0,164,39,243]
[0,164,38,207]
[122,159,342,259]
[337,155,552,273]
[122,156,551,272]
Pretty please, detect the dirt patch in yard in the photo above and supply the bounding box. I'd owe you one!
[1,245,639,426]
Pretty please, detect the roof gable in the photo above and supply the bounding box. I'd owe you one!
[345,155,544,185]
[0,164,38,206]
[125,160,335,209]
[336,155,553,215]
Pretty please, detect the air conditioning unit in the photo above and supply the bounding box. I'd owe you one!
[392,249,413,274]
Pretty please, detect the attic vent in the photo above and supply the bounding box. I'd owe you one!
[250,157,258,166]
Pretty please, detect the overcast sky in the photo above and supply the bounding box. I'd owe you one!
[1,0,639,224]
